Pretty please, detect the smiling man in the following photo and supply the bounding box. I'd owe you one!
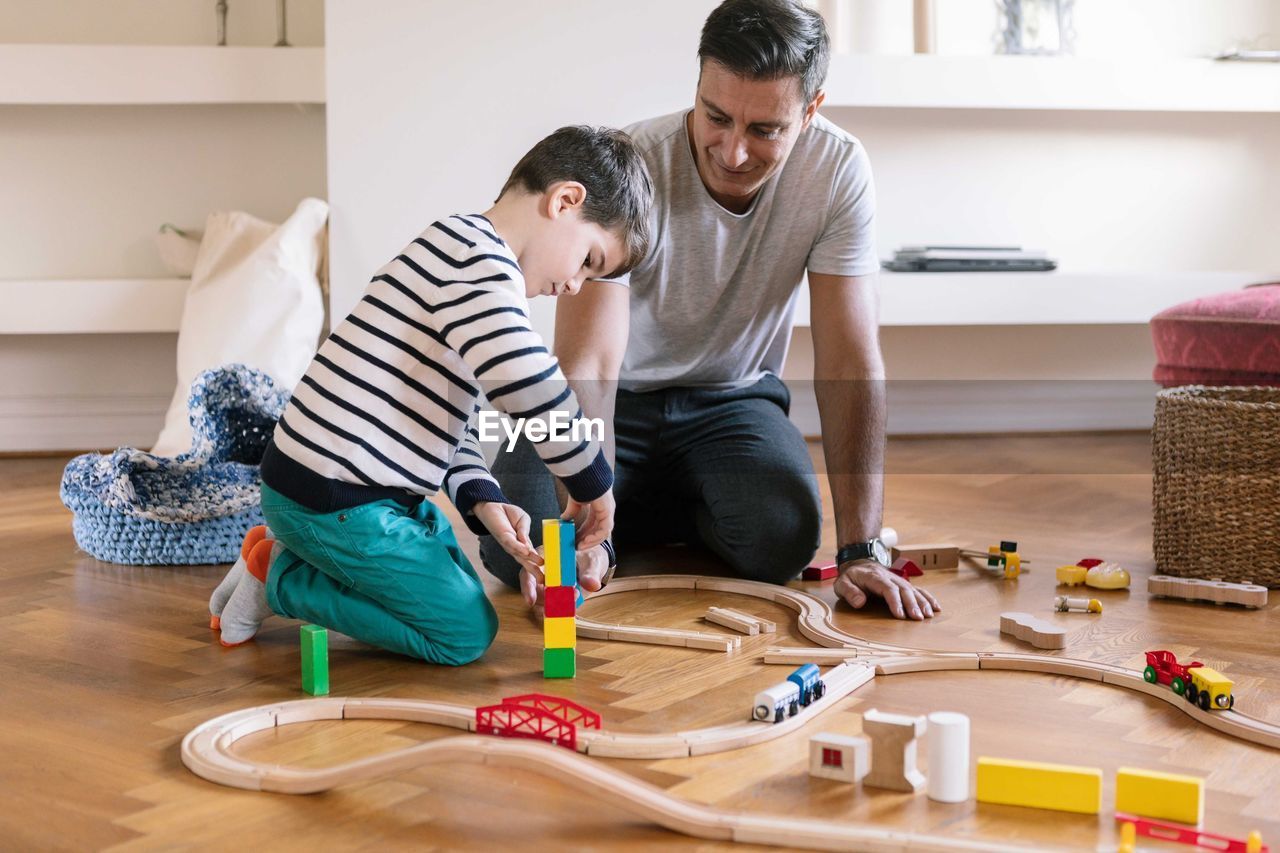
[480,0,941,621]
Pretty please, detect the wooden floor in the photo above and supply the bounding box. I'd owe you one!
[3,433,1278,851]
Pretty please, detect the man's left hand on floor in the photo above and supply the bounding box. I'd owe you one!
[835,561,942,621]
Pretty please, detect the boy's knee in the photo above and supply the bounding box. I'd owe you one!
[432,595,499,666]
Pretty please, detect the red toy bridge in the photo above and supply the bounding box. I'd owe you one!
[475,693,602,751]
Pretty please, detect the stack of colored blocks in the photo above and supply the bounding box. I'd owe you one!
[543,519,577,678]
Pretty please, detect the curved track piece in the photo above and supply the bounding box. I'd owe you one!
[182,722,1043,852]
[587,576,1280,750]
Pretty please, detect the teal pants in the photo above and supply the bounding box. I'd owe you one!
[259,484,498,666]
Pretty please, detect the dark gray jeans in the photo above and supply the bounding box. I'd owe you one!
[478,374,822,589]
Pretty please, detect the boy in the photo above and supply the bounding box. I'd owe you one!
[208,125,653,665]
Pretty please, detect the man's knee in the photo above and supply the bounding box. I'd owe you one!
[699,477,822,584]
[479,534,523,591]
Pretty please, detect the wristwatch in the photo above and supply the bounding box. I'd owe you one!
[836,537,892,569]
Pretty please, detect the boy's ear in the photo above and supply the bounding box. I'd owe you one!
[546,181,587,218]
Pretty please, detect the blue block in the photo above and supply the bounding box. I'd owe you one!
[559,520,577,587]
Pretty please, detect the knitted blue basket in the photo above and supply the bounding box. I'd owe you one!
[60,365,289,565]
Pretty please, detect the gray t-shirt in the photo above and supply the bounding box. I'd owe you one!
[608,109,877,391]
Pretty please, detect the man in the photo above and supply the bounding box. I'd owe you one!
[480,0,940,621]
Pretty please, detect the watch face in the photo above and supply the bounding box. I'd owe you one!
[872,539,891,566]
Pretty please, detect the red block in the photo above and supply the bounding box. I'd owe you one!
[545,585,576,618]
[803,563,838,581]
[890,557,922,578]
[1076,558,1104,568]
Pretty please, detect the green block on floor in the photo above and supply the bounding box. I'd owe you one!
[543,647,575,678]
[301,624,329,695]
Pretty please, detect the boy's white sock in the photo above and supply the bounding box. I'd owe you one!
[218,540,279,646]
[209,525,269,629]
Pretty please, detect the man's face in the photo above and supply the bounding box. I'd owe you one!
[688,60,821,213]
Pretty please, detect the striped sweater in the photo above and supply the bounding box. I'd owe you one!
[260,213,611,534]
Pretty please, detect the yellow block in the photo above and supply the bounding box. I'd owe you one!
[543,518,561,587]
[976,757,1102,815]
[544,616,576,649]
[1056,565,1088,585]
[1116,767,1204,825]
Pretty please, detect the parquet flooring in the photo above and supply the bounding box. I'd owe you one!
[2,433,1277,851]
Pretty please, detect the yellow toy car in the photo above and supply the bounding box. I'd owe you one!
[1185,666,1235,711]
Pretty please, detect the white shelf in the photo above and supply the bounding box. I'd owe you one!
[0,45,324,105]
[824,54,1280,113]
[793,270,1274,328]
[0,279,189,334]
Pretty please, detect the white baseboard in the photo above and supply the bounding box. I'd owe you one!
[788,380,1159,436]
[0,394,169,452]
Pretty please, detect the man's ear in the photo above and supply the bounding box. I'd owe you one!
[801,90,825,131]
[546,181,587,218]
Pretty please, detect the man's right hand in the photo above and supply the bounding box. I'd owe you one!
[562,489,615,552]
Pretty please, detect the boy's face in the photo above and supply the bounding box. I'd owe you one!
[523,185,626,298]
[688,60,823,213]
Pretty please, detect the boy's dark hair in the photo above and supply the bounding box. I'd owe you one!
[698,0,830,106]
[497,125,653,278]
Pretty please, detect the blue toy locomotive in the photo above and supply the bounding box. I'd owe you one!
[751,663,827,723]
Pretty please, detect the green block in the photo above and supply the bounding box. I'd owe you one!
[543,647,575,679]
[301,624,329,695]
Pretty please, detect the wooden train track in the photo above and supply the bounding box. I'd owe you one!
[182,718,1039,852]
[183,573,1279,850]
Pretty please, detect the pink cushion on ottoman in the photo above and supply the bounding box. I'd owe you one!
[1150,282,1280,387]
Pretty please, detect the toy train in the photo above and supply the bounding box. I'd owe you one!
[752,664,827,723]
[1143,650,1235,711]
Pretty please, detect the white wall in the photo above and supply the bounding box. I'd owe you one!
[0,1,326,452]
[326,0,715,324]
[326,0,1280,434]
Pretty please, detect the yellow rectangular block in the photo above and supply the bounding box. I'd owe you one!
[976,757,1102,815]
[543,518,561,587]
[1116,767,1204,825]
[544,616,576,649]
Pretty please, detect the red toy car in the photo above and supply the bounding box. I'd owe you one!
[1143,650,1204,696]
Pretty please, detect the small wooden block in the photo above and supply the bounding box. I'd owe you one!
[544,585,576,618]
[1056,564,1088,586]
[543,647,575,678]
[544,616,576,649]
[558,520,577,587]
[300,624,329,696]
[809,732,870,784]
[1115,767,1204,825]
[1000,611,1068,650]
[891,544,960,570]
[861,708,927,793]
[976,756,1102,815]
[542,518,562,587]
[889,557,922,578]
[802,563,838,581]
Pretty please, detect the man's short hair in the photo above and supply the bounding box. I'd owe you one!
[498,125,653,278]
[698,0,830,106]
